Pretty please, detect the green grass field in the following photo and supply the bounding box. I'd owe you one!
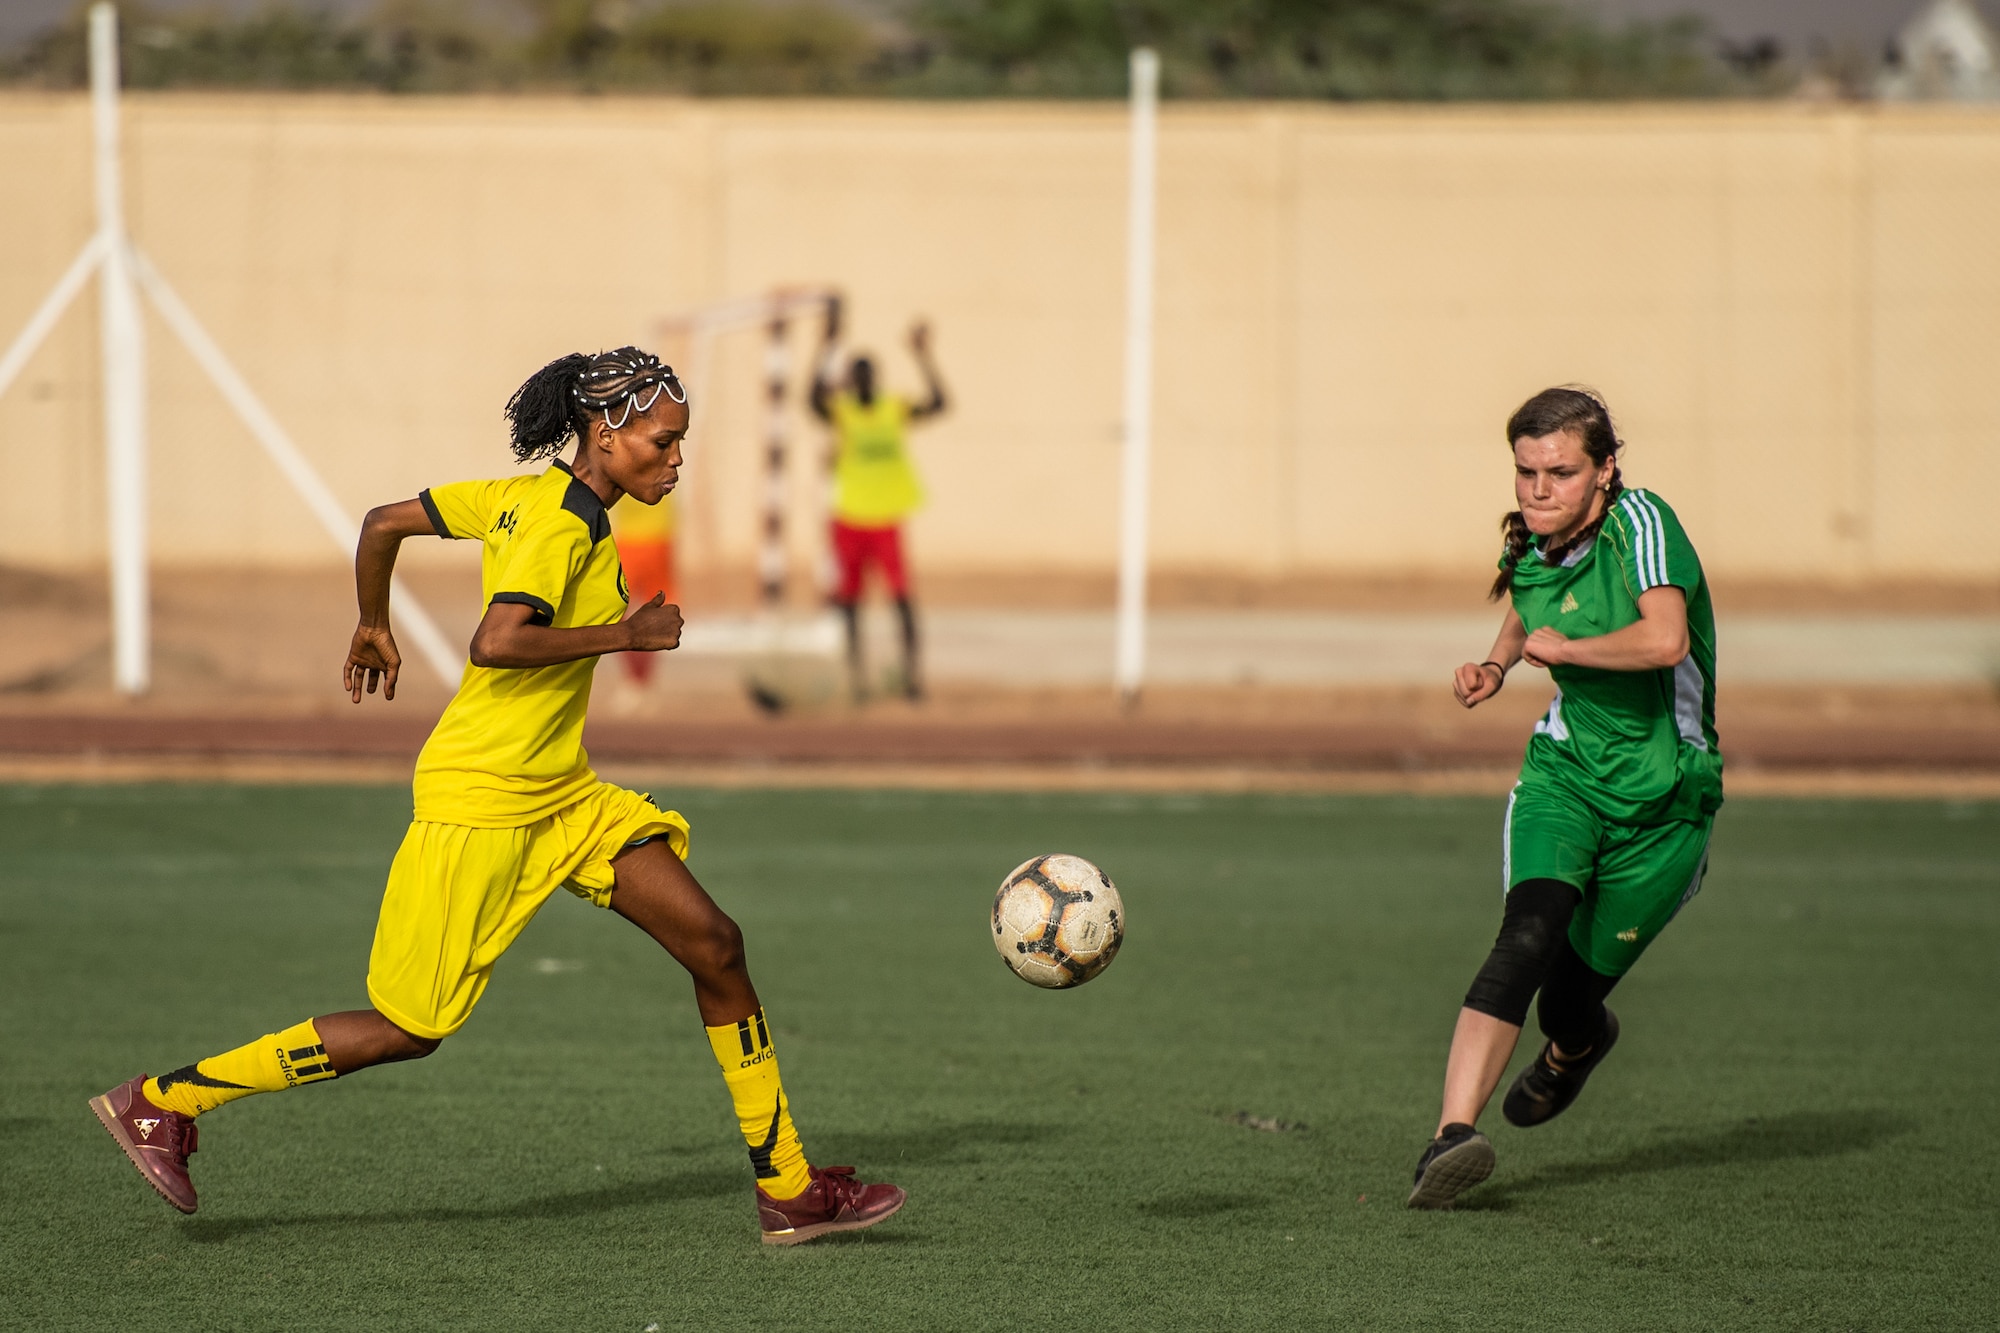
[1,784,1995,1331]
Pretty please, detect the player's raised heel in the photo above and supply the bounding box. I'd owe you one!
[90,1075,200,1214]
[1503,1008,1620,1129]
[757,1166,905,1246]
[1406,1123,1495,1210]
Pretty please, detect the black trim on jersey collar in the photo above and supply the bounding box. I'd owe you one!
[490,591,555,626]
[418,488,455,540]
[550,460,612,546]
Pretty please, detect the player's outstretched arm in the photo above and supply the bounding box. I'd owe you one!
[807,295,842,423]
[1454,610,1527,709]
[1523,586,1688,672]
[469,591,684,670]
[908,320,948,420]
[345,499,439,703]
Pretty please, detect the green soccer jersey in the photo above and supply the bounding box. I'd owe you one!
[1507,488,1723,826]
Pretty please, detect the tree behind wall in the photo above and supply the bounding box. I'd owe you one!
[906,0,1719,97]
[2,0,1723,97]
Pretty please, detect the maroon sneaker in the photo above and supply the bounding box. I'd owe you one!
[90,1076,199,1214]
[756,1166,905,1246]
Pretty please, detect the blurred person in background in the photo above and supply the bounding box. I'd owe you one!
[809,298,948,702]
[611,488,677,703]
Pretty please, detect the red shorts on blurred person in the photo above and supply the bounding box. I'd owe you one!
[616,538,674,684]
[620,538,674,604]
[830,520,907,602]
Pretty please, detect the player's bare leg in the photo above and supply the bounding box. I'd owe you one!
[608,837,761,1025]
[1438,1007,1521,1134]
[1405,1009,1505,1209]
[315,1009,442,1072]
[894,594,923,701]
[834,598,867,703]
[609,839,905,1244]
[1412,1007,1521,1211]
[92,1007,437,1214]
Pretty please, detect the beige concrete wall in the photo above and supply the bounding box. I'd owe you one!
[3,94,1998,584]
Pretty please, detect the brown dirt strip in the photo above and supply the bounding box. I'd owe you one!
[1,712,1997,771]
[2,754,1997,799]
[1,712,1996,797]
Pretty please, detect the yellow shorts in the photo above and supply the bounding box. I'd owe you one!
[365,782,691,1041]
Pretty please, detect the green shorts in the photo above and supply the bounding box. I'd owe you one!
[1504,781,1713,977]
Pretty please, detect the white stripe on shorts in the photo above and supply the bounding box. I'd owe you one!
[1668,827,1715,922]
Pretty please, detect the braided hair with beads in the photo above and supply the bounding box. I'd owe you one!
[1490,386,1626,601]
[504,347,686,464]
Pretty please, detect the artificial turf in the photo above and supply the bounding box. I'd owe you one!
[0,783,1994,1331]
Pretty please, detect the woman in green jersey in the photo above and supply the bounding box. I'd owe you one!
[1408,386,1723,1210]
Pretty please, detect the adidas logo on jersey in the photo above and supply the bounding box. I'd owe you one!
[1560,592,1580,614]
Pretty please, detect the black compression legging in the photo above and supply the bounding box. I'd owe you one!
[1462,877,1621,1052]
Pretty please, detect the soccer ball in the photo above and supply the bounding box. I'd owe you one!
[991,854,1125,989]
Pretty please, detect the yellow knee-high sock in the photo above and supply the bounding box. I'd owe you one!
[143,1019,338,1119]
[704,1007,811,1200]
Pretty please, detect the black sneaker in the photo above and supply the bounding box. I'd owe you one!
[1502,1008,1620,1128]
[1405,1122,1495,1210]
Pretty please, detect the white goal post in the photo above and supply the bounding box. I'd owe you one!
[2,23,1165,701]
[0,4,462,695]
[656,286,838,609]
[1115,47,1160,706]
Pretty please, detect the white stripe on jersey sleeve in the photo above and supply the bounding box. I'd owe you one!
[1616,493,1660,591]
[1616,490,1664,588]
[1635,491,1673,589]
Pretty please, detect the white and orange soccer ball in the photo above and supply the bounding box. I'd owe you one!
[991,854,1125,989]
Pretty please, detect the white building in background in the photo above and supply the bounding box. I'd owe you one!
[1878,0,2000,99]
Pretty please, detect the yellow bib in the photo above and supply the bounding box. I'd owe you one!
[830,393,922,526]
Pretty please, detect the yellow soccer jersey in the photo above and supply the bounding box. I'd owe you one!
[412,461,629,827]
[830,393,923,527]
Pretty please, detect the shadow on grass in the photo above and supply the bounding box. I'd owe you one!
[1462,1109,1911,1211]
[1138,1190,1265,1220]
[181,1165,744,1243]
[179,1118,1051,1243]
[805,1117,1059,1168]
[773,1226,921,1248]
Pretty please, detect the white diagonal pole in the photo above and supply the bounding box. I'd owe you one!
[1114,47,1160,705]
[7,5,460,698]
[128,250,464,690]
[0,236,103,402]
[92,2,150,695]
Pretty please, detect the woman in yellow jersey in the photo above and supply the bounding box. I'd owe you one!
[90,348,905,1246]
[808,299,949,701]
